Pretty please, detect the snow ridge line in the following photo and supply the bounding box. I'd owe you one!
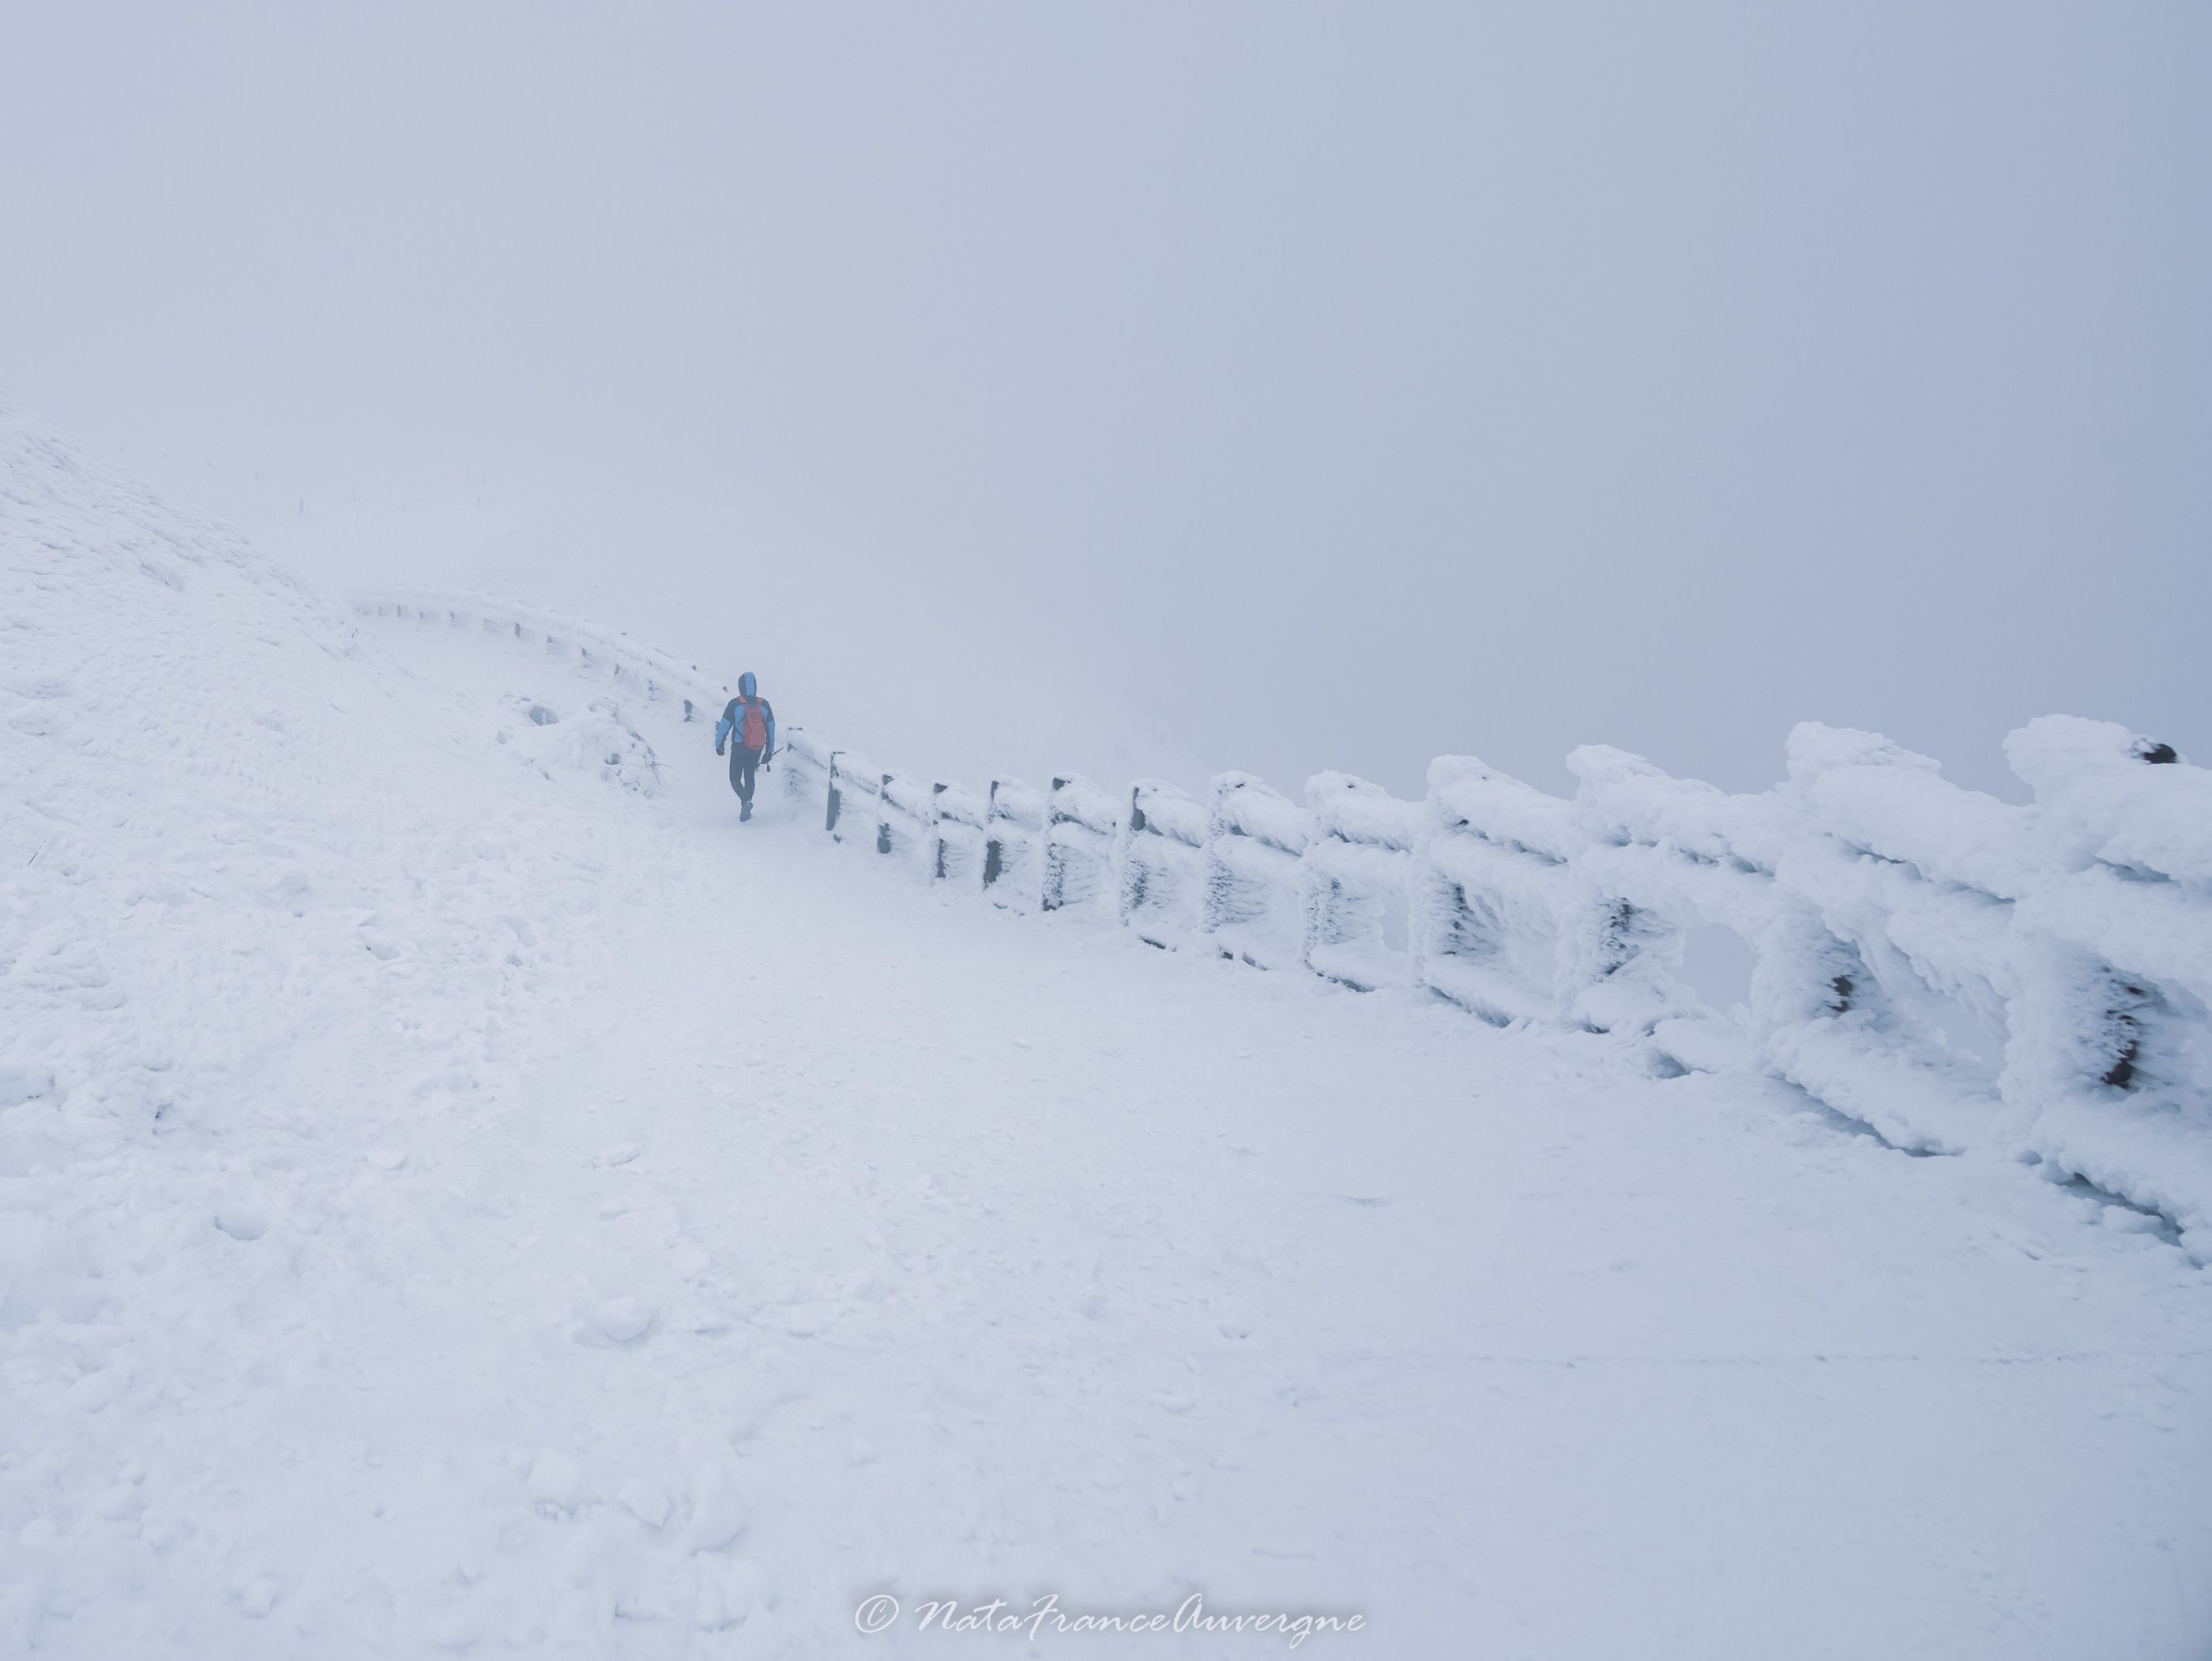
[356,591,2212,1254]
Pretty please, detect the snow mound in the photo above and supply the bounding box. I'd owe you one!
[494,692,664,796]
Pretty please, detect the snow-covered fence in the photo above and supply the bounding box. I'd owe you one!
[930,781,991,886]
[777,729,1002,890]
[1202,772,1311,970]
[1118,780,1207,948]
[782,710,2212,1250]
[1302,773,1421,992]
[352,592,724,716]
[780,728,835,809]
[1415,755,1586,1026]
[1779,720,2212,1230]
[981,779,1048,910]
[873,769,935,863]
[1043,774,1121,914]
[818,747,882,844]
[356,593,2212,1254]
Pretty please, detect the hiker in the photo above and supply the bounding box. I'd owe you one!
[714,672,777,820]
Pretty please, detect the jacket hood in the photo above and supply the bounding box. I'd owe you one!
[738,672,756,697]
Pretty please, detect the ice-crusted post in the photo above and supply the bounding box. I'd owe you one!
[983,784,1008,891]
[1564,739,1888,1082]
[1041,778,1075,911]
[1413,757,1583,1024]
[1743,722,2015,1151]
[1299,772,1420,991]
[1201,773,1311,968]
[1998,717,2212,1250]
[825,751,845,837]
[983,779,1048,910]
[1552,748,1698,1039]
[776,727,831,812]
[830,747,884,840]
[871,771,936,868]
[1118,780,1206,947]
[1042,775,1119,913]
[1117,784,1149,932]
[929,780,990,886]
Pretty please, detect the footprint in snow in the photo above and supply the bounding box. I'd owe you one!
[681,1462,750,1554]
[695,1556,771,1631]
[618,1475,671,1528]
[572,1297,656,1347]
[232,1576,280,1619]
[776,1304,826,1338]
[214,1207,269,1241]
[672,1240,713,1279]
[527,1450,586,1512]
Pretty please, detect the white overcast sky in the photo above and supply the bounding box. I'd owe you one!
[4,2,2206,797]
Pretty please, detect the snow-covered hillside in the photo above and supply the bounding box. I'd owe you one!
[4,412,2210,1659]
[55,436,1212,797]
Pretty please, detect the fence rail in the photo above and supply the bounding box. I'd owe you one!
[358,590,2212,1256]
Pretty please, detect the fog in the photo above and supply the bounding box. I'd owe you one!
[6,2,2206,799]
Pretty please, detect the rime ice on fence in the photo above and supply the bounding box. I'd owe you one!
[874,770,933,862]
[359,593,2212,1256]
[980,779,1048,910]
[353,592,713,714]
[794,708,2212,1252]
[1203,772,1309,969]
[1119,780,1206,949]
[1302,773,1419,992]
[1416,755,1586,1027]
[1044,775,1119,914]
[930,781,990,885]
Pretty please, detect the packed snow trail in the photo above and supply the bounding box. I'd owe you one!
[3,418,2210,1658]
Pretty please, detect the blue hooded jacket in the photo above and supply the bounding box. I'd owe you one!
[715,672,777,756]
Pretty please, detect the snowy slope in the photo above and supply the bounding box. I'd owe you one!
[4,413,2211,1659]
[55,436,1212,794]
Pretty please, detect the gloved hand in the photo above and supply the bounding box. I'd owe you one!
[715,745,724,758]
[763,759,773,773]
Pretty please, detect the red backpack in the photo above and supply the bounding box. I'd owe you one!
[738,696,769,751]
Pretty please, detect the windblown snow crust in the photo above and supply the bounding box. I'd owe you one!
[6,413,2211,1658]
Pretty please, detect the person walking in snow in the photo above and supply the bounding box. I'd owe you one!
[714,672,777,821]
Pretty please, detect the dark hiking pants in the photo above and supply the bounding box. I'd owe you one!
[728,744,762,804]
